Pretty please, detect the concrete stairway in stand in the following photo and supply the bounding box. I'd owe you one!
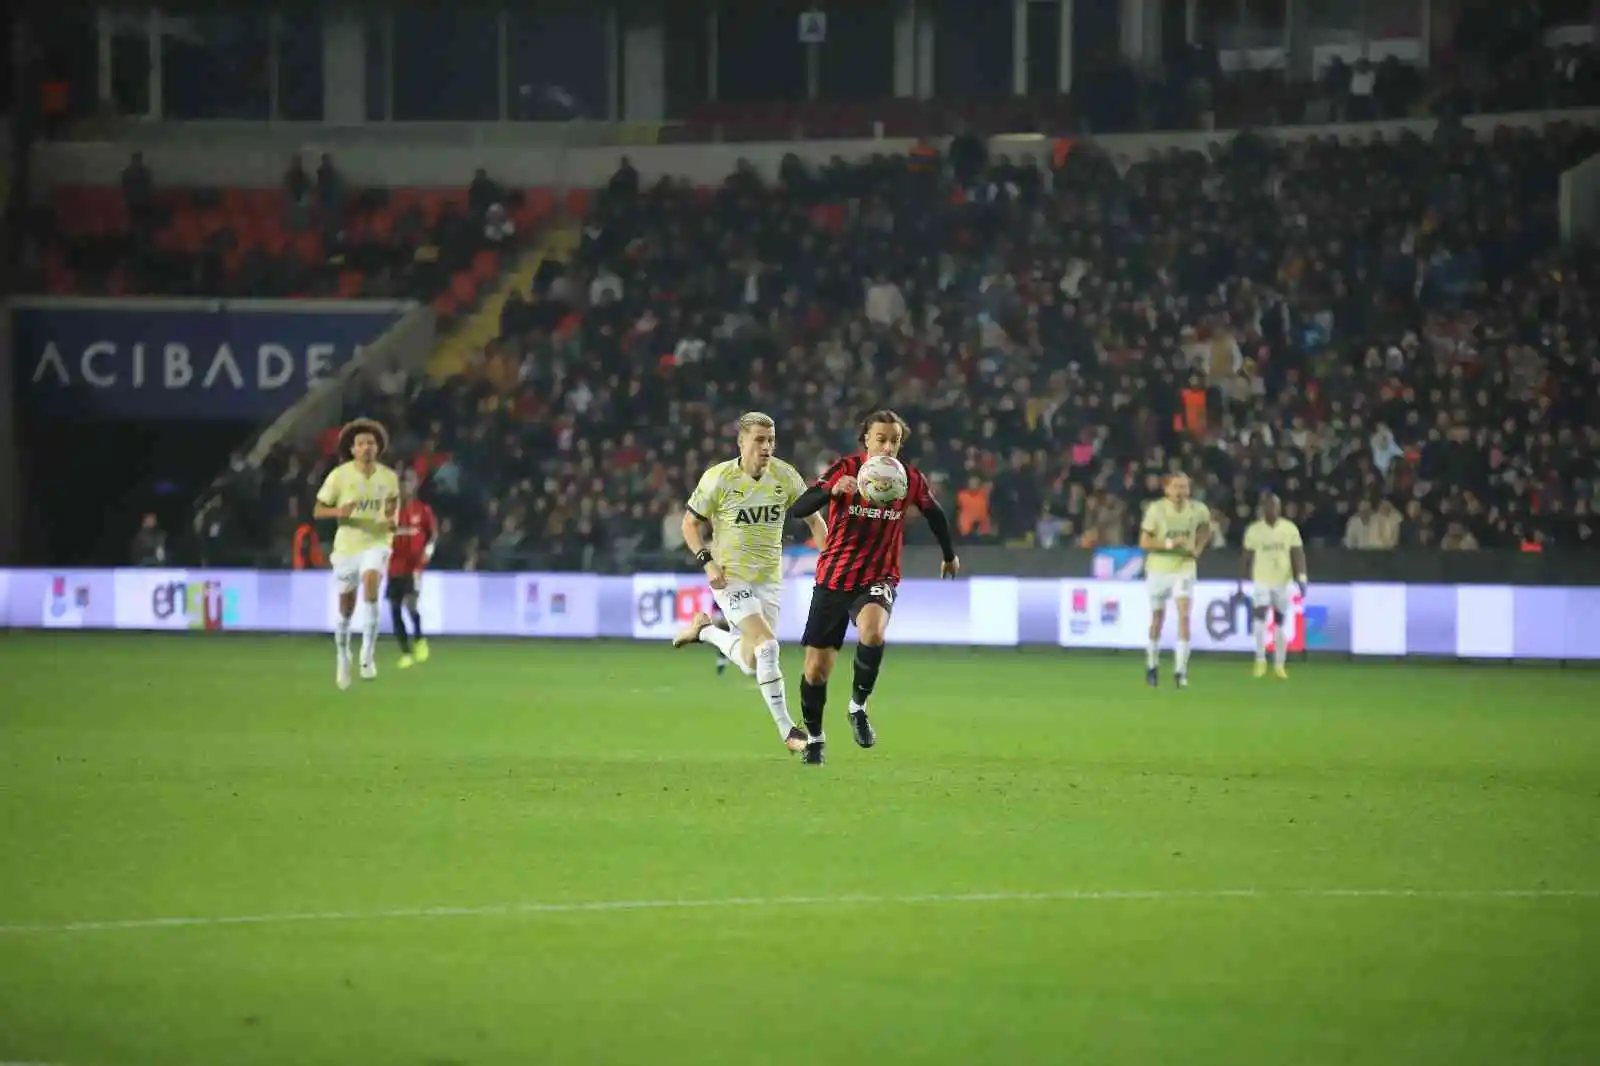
[424,223,580,382]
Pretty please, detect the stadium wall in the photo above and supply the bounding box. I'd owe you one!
[29,108,1600,189]
[6,568,1599,662]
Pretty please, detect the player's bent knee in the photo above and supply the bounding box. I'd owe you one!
[753,638,782,679]
[802,646,835,684]
[855,606,889,645]
[739,616,776,647]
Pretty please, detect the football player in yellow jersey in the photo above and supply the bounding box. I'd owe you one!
[1240,491,1308,679]
[314,419,401,690]
[1138,473,1212,688]
[673,412,829,753]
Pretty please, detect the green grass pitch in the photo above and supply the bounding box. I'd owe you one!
[1,633,1598,1066]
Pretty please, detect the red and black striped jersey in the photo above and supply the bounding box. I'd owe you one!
[810,454,937,590]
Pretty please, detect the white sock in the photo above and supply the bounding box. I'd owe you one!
[1274,629,1289,670]
[849,700,866,715]
[1254,620,1269,662]
[753,639,796,736]
[335,617,352,656]
[360,601,380,664]
[1176,641,1191,675]
[1146,639,1159,668]
[700,626,754,675]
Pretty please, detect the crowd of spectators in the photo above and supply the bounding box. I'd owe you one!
[190,106,1600,571]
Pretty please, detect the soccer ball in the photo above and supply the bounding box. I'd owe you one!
[858,455,909,505]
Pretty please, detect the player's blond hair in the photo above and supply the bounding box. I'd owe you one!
[339,417,390,458]
[737,411,776,436]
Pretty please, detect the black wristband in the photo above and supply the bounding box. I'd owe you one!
[695,549,714,566]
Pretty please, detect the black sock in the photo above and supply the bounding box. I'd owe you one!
[391,601,411,653]
[407,606,424,641]
[800,679,827,738]
[852,642,885,707]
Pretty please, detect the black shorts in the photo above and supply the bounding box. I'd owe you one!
[801,583,897,650]
[385,574,418,602]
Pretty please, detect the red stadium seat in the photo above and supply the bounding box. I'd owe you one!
[35,172,531,302]
[471,249,500,281]
[368,210,396,244]
[292,231,324,264]
[527,187,555,217]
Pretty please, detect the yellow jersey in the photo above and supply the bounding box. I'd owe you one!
[1141,497,1212,576]
[316,461,401,556]
[686,457,808,584]
[1244,518,1304,587]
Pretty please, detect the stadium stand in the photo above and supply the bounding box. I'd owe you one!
[29,152,554,326]
[189,111,1600,571]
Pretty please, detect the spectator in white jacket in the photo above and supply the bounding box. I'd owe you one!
[864,275,907,329]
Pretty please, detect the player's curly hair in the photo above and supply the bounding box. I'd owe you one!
[857,408,910,446]
[338,417,390,459]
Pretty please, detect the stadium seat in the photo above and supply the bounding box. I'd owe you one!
[36,178,550,304]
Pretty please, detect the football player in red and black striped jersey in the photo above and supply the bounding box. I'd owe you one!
[387,470,438,669]
[787,410,959,765]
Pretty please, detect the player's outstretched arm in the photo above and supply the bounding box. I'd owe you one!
[803,513,829,551]
[921,499,960,577]
[1138,521,1164,551]
[681,509,711,555]
[681,509,726,588]
[313,471,348,521]
[789,485,830,519]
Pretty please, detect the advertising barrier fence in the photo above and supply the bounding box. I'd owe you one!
[5,569,1599,661]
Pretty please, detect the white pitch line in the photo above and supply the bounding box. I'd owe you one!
[0,887,1596,937]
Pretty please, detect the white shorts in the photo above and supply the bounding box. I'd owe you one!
[1146,571,1196,608]
[331,547,392,594]
[712,580,783,634]
[1252,583,1292,614]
